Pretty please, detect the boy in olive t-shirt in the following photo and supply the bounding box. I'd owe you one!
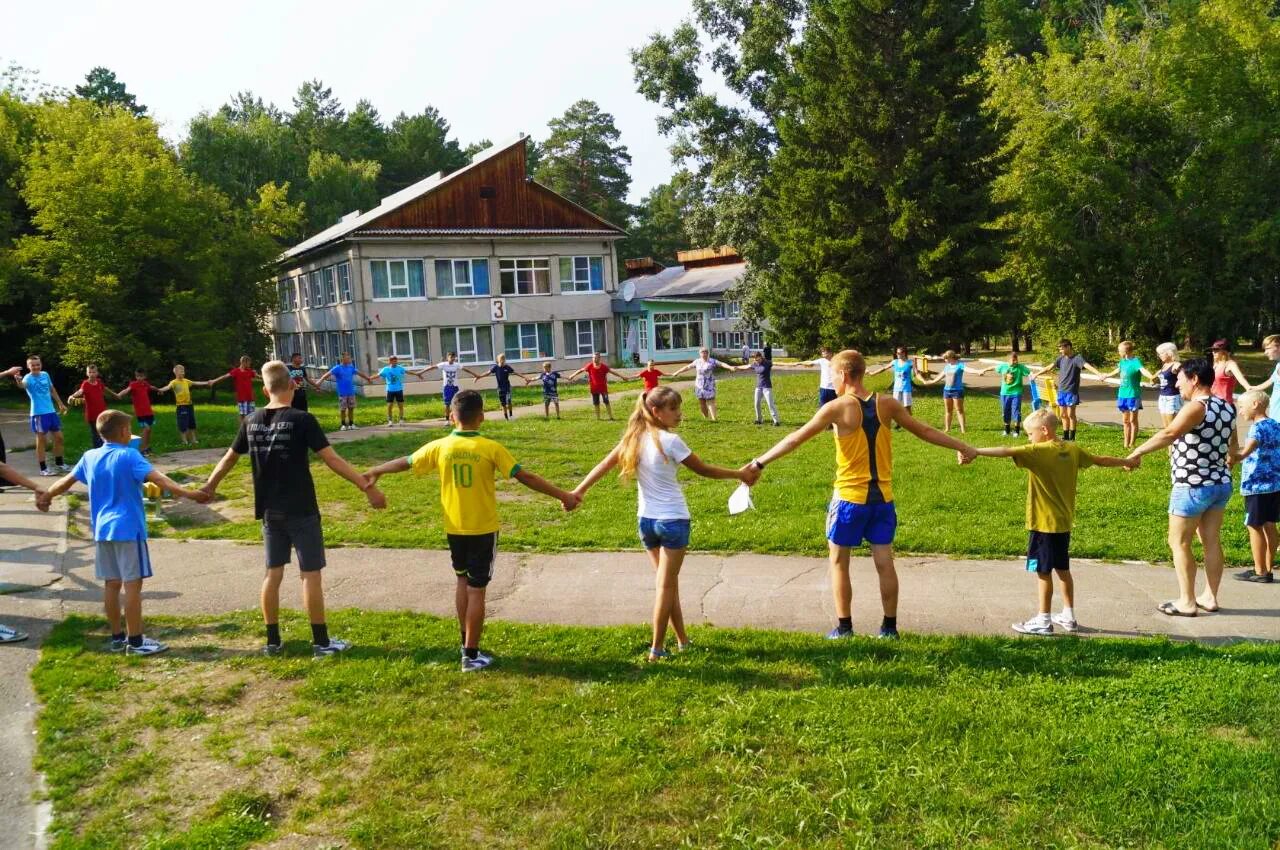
[961,408,1133,635]
[365,390,579,672]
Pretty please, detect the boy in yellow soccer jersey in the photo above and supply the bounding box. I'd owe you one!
[157,364,217,446]
[365,389,579,671]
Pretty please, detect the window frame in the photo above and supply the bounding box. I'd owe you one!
[440,325,495,365]
[498,257,552,296]
[370,259,428,301]
[711,302,725,320]
[374,328,431,367]
[558,255,605,294]
[310,271,324,309]
[435,258,490,298]
[337,261,353,303]
[652,311,705,352]
[563,319,607,358]
[503,322,554,361]
[323,266,338,305]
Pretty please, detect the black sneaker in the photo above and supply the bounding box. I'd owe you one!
[1235,571,1274,583]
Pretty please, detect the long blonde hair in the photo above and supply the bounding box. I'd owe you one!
[618,386,682,479]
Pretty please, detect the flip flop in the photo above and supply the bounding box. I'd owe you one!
[1157,601,1196,617]
[0,625,29,643]
[1196,601,1220,613]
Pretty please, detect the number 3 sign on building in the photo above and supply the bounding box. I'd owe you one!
[490,298,507,322]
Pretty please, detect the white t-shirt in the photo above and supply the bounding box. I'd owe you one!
[815,358,834,390]
[437,362,461,387]
[636,429,692,520]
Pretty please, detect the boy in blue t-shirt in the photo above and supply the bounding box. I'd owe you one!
[373,355,410,427]
[316,351,371,431]
[38,409,208,654]
[4,355,69,476]
[534,361,562,419]
[1231,391,1280,584]
[475,353,518,420]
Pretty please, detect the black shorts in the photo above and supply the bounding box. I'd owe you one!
[1244,492,1280,528]
[1026,530,1070,575]
[291,391,309,412]
[262,512,326,571]
[386,390,405,403]
[447,532,497,588]
[591,391,609,405]
[176,404,197,432]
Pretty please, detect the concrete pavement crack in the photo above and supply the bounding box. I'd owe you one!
[700,560,727,621]
[776,562,824,591]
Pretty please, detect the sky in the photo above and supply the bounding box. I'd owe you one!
[0,0,702,203]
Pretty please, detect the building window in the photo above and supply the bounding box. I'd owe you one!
[326,332,341,365]
[276,280,288,313]
[503,322,553,361]
[310,271,324,309]
[653,312,704,351]
[559,256,604,293]
[727,300,742,318]
[564,319,607,357]
[337,262,353,303]
[712,332,727,349]
[747,331,763,349]
[323,266,338,305]
[499,258,551,295]
[639,318,648,352]
[711,302,725,320]
[341,331,356,361]
[440,326,494,364]
[370,259,426,300]
[436,258,490,297]
[290,278,300,311]
[301,275,312,309]
[375,329,430,366]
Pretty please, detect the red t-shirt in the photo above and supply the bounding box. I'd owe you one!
[639,369,662,391]
[585,362,610,393]
[228,367,256,402]
[127,380,154,417]
[79,380,107,423]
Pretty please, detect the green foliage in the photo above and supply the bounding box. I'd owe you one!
[301,150,381,231]
[73,66,146,117]
[381,106,468,193]
[621,173,694,266]
[535,99,633,228]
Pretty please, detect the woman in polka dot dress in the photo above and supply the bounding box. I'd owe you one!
[1128,358,1238,617]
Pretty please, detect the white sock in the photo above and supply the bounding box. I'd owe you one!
[1060,607,1075,620]
[1033,611,1050,622]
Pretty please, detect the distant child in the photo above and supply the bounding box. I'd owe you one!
[373,355,409,426]
[68,363,119,449]
[202,360,387,657]
[923,351,967,433]
[750,350,978,639]
[4,355,69,475]
[534,361,562,419]
[416,352,476,418]
[316,351,370,431]
[636,360,665,392]
[0,461,47,641]
[977,351,1031,436]
[960,407,1133,635]
[114,369,158,455]
[569,351,628,421]
[573,387,754,660]
[1230,390,1280,584]
[215,356,261,422]
[38,409,208,655]
[731,351,781,426]
[286,353,311,412]
[157,364,216,446]
[475,353,517,420]
[868,347,918,422]
[365,389,578,671]
[799,346,836,407]
[1099,341,1153,449]
[1032,339,1103,441]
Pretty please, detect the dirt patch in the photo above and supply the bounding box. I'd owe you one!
[157,497,252,528]
[1208,726,1263,747]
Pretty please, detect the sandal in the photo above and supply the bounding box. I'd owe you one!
[1157,601,1196,617]
[0,624,29,643]
[1195,601,1220,613]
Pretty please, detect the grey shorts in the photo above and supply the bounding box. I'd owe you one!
[95,539,154,582]
[262,513,326,571]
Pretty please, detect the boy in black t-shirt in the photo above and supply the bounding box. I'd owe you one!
[203,360,386,656]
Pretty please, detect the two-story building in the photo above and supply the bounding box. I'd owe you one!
[271,135,626,392]
[613,247,781,364]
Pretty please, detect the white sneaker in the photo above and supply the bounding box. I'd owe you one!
[313,637,352,658]
[1051,613,1078,633]
[39,469,55,477]
[1012,617,1053,636]
[385,419,393,427]
[461,650,493,672]
[124,636,169,656]
[57,463,72,473]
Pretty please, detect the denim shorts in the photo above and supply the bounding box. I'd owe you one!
[1158,395,1182,416]
[1168,483,1232,518]
[943,388,964,400]
[1057,391,1079,407]
[638,517,691,550]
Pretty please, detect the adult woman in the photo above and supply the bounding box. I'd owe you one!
[1153,342,1182,427]
[671,348,728,421]
[1210,340,1251,404]
[1128,358,1238,616]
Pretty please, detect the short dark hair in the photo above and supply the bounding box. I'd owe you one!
[451,389,484,423]
[135,368,146,377]
[291,352,302,359]
[1058,339,1073,348]
[1179,357,1214,388]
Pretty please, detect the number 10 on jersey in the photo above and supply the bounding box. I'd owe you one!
[452,463,473,488]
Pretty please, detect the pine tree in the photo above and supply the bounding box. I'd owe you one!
[535,100,632,227]
[74,67,146,117]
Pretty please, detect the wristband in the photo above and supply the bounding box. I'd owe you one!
[751,459,765,470]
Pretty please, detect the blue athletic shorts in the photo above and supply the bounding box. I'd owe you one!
[826,497,897,548]
[176,404,197,432]
[443,385,458,407]
[1057,391,1079,407]
[136,416,155,428]
[818,388,838,407]
[1168,483,1232,518]
[29,412,61,434]
[1116,397,1141,412]
[1001,394,1022,423]
[943,388,964,400]
[638,517,690,550]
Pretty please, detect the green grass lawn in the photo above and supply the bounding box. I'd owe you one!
[165,372,1256,566]
[33,612,1280,849]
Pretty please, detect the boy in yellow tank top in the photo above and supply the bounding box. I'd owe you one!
[747,350,978,638]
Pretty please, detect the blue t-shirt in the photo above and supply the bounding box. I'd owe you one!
[378,365,407,393]
[892,359,913,393]
[489,364,516,392]
[943,362,964,390]
[539,371,561,394]
[1269,363,1280,421]
[330,363,359,397]
[23,372,55,416]
[752,360,773,389]
[72,444,152,541]
[1242,418,1280,496]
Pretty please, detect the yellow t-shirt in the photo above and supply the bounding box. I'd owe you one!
[1011,440,1094,533]
[171,378,193,405]
[409,431,520,535]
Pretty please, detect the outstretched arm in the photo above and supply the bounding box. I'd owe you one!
[515,468,578,511]
[1228,362,1252,391]
[574,444,621,497]
[146,470,210,502]
[365,456,411,483]
[1089,454,1137,470]
[317,446,385,508]
[670,363,694,377]
[0,462,44,494]
[35,471,78,509]
[754,404,841,467]
[681,452,753,482]
[884,398,976,460]
[201,448,242,495]
[566,367,587,381]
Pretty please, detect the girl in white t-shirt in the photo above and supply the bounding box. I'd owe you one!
[573,387,754,661]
